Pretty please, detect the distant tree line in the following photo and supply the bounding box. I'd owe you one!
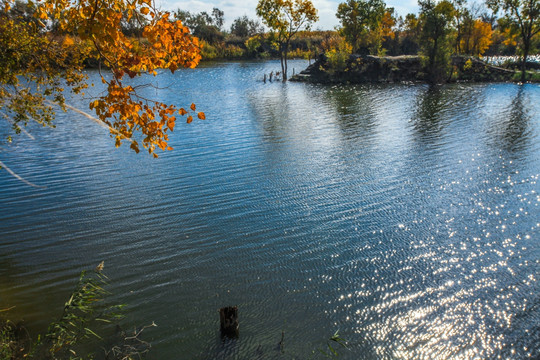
[4,0,537,80]
[332,0,539,82]
[166,0,537,82]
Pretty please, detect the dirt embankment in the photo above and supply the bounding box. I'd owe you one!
[291,54,528,84]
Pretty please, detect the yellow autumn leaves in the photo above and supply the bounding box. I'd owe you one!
[2,0,205,157]
[180,103,205,124]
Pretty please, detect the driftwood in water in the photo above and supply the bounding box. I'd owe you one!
[219,306,239,338]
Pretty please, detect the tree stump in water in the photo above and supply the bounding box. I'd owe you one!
[219,306,239,338]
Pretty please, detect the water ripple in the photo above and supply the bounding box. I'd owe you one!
[1,63,539,359]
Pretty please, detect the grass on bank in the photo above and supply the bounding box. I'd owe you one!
[512,71,540,82]
[0,263,153,360]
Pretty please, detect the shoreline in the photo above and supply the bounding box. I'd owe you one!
[290,54,540,84]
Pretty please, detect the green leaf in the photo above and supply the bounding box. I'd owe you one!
[84,327,102,339]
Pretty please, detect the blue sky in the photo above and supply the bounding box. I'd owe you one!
[157,0,420,31]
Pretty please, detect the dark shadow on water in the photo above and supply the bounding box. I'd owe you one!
[204,332,288,360]
[323,84,379,139]
[406,84,453,174]
[412,85,448,142]
[500,86,532,154]
[215,335,240,359]
[248,82,292,144]
[482,85,536,165]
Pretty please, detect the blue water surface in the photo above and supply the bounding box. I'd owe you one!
[1,60,539,359]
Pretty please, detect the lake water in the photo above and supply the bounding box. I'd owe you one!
[1,60,539,359]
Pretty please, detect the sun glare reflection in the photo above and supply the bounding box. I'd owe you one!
[328,155,539,358]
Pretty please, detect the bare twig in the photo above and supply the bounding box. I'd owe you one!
[45,100,136,144]
[1,113,35,140]
[0,159,46,189]
[105,322,157,360]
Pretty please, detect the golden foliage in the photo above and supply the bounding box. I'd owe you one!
[502,27,518,47]
[256,0,318,35]
[380,10,396,40]
[460,19,493,56]
[256,0,318,79]
[1,0,204,156]
[319,32,347,53]
[471,20,493,56]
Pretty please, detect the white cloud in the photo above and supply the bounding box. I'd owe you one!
[312,0,340,30]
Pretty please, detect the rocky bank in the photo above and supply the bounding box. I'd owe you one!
[291,54,524,84]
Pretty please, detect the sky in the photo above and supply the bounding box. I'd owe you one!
[157,0,420,31]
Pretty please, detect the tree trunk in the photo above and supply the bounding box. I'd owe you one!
[283,52,288,82]
[521,40,529,82]
[283,41,290,82]
[455,20,462,54]
[280,47,286,81]
[429,37,438,83]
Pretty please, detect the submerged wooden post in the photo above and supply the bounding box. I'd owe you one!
[219,306,239,338]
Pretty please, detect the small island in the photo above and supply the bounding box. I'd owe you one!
[291,54,539,84]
